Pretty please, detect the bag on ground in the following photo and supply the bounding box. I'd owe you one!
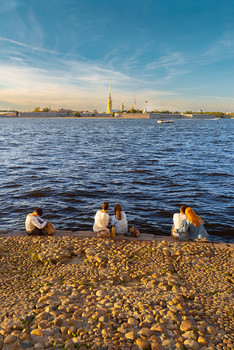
[97,229,110,238]
[44,221,55,235]
[129,226,140,237]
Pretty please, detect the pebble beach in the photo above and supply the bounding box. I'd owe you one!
[0,231,233,350]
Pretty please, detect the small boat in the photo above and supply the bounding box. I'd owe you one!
[157,119,174,124]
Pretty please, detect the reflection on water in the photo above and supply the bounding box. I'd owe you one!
[0,118,233,242]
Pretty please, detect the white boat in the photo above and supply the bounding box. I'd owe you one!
[157,119,174,124]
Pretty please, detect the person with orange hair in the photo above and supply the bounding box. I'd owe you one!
[174,207,208,241]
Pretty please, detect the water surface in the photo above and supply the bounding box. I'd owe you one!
[0,118,233,242]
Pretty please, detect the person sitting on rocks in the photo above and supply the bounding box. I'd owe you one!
[172,205,187,239]
[25,207,47,236]
[111,204,128,235]
[93,202,110,238]
[174,207,208,241]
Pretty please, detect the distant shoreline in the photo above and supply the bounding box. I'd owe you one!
[0,113,232,120]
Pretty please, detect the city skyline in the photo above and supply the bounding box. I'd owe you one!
[0,0,234,112]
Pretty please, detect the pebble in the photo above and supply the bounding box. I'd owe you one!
[3,334,17,344]
[0,235,233,349]
[135,338,150,349]
[183,339,200,350]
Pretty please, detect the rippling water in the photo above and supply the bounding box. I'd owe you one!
[0,117,233,242]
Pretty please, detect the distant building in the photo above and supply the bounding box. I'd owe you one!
[106,81,112,113]
[120,102,124,111]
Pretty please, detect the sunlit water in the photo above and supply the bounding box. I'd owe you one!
[0,117,233,242]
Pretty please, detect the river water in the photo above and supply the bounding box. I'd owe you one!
[0,117,233,242]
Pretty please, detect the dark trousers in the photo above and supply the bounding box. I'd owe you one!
[27,227,46,236]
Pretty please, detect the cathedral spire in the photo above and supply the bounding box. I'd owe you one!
[106,80,112,113]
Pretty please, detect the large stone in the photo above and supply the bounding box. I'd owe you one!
[3,335,17,344]
[144,315,155,324]
[151,343,164,350]
[53,317,63,327]
[20,313,36,325]
[96,290,106,297]
[19,340,35,349]
[73,310,82,320]
[38,295,50,303]
[64,339,75,349]
[183,339,200,350]
[128,317,139,326]
[180,320,195,333]
[151,323,167,333]
[31,329,44,336]
[125,330,137,341]
[38,320,52,329]
[182,331,197,340]
[2,344,18,350]
[139,327,153,337]
[162,338,175,349]
[135,338,150,349]
[197,336,207,346]
[34,344,45,349]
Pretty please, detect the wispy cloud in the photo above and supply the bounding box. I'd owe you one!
[0,36,63,56]
[146,51,186,70]
[144,51,190,83]
[0,50,179,111]
[0,33,178,110]
[203,31,234,58]
[0,26,233,112]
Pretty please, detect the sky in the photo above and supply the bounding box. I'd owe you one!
[0,0,234,112]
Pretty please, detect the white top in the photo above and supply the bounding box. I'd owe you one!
[111,211,128,234]
[93,210,109,232]
[173,213,187,229]
[25,213,47,232]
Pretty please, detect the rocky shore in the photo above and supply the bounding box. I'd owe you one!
[0,231,233,350]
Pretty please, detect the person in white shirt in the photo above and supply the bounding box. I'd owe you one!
[111,204,128,235]
[93,202,110,236]
[25,207,47,235]
[172,205,187,239]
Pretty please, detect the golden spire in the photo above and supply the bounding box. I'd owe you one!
[106,80,112,113]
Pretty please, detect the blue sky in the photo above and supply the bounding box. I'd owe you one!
[0,0,234,112]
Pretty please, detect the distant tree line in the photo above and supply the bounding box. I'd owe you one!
[184,111,227,117]
[33,107,50,112]
[151,110,175,114]
[117,109,143,113]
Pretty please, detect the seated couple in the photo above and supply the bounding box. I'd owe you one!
[25,207,55,236]
[93,202,132,238]
[172,205,208,241]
